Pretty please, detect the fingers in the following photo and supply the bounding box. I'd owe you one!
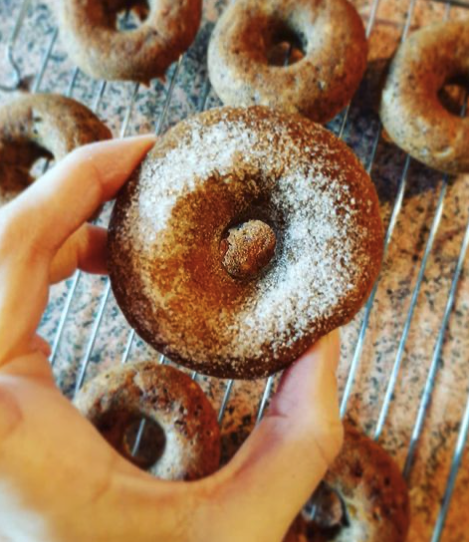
[0,135,156,259]
[0,136,156,367]
[198,332,343,542]
[49,225,108,283]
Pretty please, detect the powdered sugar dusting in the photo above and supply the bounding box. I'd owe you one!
[110,107,382,378]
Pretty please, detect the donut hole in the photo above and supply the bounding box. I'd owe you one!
[0,142,52,203]
[438,76,469,117]
[267,22,306,66]
[113,0,150,32]
[122,417,166,469]
[301,482,349,534]
[93,408,166,471]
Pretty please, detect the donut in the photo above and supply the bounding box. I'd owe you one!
[51,0,202,83]
[207,0,368,124]
[108,106,384,379]
[0,93,111,207]
[380,21,469,174]
[74,362,221,480]
[284,423,410,542]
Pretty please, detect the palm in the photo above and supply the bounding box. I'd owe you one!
[0,352,195,542]
[0,138,342,542]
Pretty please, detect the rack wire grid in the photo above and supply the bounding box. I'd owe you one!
[1,0,469,540]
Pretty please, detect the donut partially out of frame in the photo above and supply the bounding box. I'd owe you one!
[0,93,111,207]
[381,21,469,174]
[108,106,384,379]
[285,423,410,542]
[51,0,202,83]
[208,0,368,124]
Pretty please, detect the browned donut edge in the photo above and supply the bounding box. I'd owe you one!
[208,0,368,124]
[284,422,411,542]
[51,0,203,83]
[108,106,384,380]
[74,362,221,481]
[0,92,111,207]
[380,21,469,174]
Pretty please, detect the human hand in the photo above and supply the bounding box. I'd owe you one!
[0,136,343,542]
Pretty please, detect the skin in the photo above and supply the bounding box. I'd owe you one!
[0,136,343,542]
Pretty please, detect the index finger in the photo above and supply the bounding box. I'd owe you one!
[0,135,156,258]
[0,135,156,366]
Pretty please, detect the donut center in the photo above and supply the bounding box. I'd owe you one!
[114,0,150,31]
[267,22,306,66]
[0,142,52,205]
[220,219,276,280]
[93,408,166,471]
[302,482,349,532]
[438,76,469,117]
[122,417,166,469]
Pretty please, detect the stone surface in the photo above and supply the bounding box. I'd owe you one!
[1,0,469,540]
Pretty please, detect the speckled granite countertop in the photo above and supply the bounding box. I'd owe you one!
[1,0,468,540]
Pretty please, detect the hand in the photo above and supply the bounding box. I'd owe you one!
[0,136,343,542]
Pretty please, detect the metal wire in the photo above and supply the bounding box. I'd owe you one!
[339,0,424,416]
[50,81,108,364]
[373,92,468,440]
[31,28,58,93]
[118,58,185,369]
[256,375,275,424]
[218,379,235,424]
[73,82,140,396]
[340,155,411,417]
[403,214,469,480]
[119,74,213,455]
[0,0,30,91]
[337,0,383,138]
[373,175,448,439]
[431,378,469,542]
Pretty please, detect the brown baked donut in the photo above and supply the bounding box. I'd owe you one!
[207,0,368,124]
[108,106,383,379]
[380,21,469,174]
[74,362,220,480]
[0,93,111,207]
[284,423,410,542]
[51,0,202,83]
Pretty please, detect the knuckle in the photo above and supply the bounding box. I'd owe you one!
[312,420,344,467]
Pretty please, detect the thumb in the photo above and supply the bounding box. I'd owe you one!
[197,331,343,542]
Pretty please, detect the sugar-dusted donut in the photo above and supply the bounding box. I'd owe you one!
[74,362,220,480]
[207,0,368,124]
[285,423,410,541]
[107,106,384,379]
[52,0,202,83]
[0,93,111,207]
[381,21,469,174]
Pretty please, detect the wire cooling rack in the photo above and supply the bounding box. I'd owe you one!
[1,0,469,540]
